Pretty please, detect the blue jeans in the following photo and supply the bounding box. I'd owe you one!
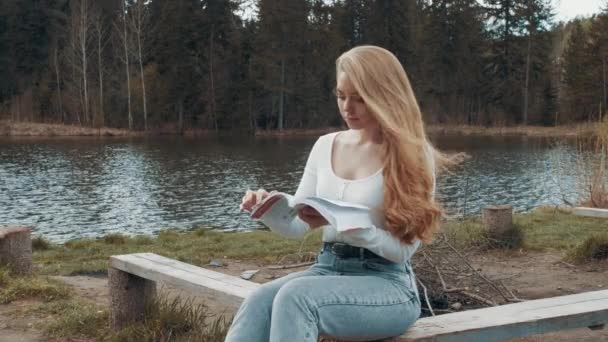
[224,247,421,342]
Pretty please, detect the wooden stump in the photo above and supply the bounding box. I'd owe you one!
[108,267,156,331]
[0,226,32,275]
[481,205,513,238]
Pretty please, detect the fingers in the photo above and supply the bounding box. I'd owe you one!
[299,205,321,217]
[240,188,268,212]
[297,209,327,229]
[255,188,268,203]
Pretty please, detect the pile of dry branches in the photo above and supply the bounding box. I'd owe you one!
[413,233,522,316]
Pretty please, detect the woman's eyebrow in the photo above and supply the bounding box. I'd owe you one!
[335,88,359,96]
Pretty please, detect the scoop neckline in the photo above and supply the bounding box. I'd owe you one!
[328,131,383,183]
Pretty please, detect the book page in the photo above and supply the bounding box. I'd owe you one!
[295,197,374,232]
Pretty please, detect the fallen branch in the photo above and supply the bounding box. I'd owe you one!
[444,238,510,301]
[268,261,315,270]
[418,278,435,316]
[460,290,497,306]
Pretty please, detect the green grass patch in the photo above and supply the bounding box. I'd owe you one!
[441,218,524,250]
[30,298,109,338]
[34,228,323,276]
[567,233,608,263]
[0,267,71,304]
[442,207,606,253]
[32,235,51,251]
[19,286,230,341]
[514,207,608,251]
[112,293,231,342]
[33,209,607,276]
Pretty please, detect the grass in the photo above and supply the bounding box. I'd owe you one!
[514,207,608,251]
[21,292,230,342]
[31,208,608,279]
[34,228,323,276]
[32,235,51,251]
[442,206,608,254]
[112,293,231,342]
[32,209,608,277]
[0,267,71,304]
[34,298,109,338]
[567,233,608,263]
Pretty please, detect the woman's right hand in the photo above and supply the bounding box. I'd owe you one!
[297,205,328,229]
[240,188,270,212]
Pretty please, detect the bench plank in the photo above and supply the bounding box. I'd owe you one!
[109,253,260,307]
[573,207,608,218]
[398,289,608,341]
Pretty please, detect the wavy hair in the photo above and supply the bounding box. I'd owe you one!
[336,45,445,244]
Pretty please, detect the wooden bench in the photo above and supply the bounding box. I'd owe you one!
[108,253,608,341]
[573,207,608,219]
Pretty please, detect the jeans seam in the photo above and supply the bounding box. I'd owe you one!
[317,295,417,308]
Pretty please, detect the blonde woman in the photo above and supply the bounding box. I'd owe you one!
[226,45,442,342]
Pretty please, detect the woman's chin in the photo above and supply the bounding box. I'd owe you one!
[344,119,363,129]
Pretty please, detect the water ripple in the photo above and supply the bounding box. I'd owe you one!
[0,135,597,242]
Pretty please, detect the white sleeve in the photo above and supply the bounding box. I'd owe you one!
[338,226,420,263]
[259,137,322,238]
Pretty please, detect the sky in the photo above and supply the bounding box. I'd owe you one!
[555,0,606,21]
[237,0,606,23]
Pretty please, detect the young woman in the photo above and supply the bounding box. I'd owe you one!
[226,45,443,342]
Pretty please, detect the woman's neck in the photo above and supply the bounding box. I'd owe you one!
[351,128,382,145]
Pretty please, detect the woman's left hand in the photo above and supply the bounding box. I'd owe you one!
[297,206,328,229]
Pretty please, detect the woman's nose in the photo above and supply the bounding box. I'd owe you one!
[343,98,355,112]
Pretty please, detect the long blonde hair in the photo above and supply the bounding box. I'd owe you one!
[336,45,443,244]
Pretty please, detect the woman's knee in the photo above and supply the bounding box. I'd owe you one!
[272,278,317,312]
[242,281,283,311]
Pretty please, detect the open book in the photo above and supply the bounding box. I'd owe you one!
[250,192,374,232]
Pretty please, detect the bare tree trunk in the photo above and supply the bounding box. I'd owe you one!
[177,98,184,133]
[248,61,255,132]
[97,34,104,127]
[523,34,531,126]
[53,46,64,123]
[603,55,607,119]
[278,58,285,131]
[122,1,133,130]
[248,89,254,131]
[132,1,148,131]
[208,25,218,131]
[93,4,107,129]
[80,0,89,124]
[137,33,147,131]
[72,61,81,125]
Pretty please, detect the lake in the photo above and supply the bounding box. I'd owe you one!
[0,133,588,242]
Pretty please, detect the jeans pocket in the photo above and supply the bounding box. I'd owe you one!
[363,260,396,273]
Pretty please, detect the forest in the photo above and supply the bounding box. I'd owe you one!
[0,0,607,131]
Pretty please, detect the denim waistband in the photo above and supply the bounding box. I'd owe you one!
[321,242,386,261]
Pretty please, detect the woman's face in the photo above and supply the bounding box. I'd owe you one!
[336,72,377,130]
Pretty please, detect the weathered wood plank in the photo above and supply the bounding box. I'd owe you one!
[109,253,260,308]
[399,290,608,341]
[573,207,608,218]
[0,225,31,239]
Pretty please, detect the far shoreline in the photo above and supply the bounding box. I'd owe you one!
[0,120,599,138]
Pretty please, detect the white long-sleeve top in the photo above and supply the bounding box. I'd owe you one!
[259,131,436,264]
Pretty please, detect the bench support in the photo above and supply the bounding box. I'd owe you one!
[0,226,32,275]
[108,267,156,330]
